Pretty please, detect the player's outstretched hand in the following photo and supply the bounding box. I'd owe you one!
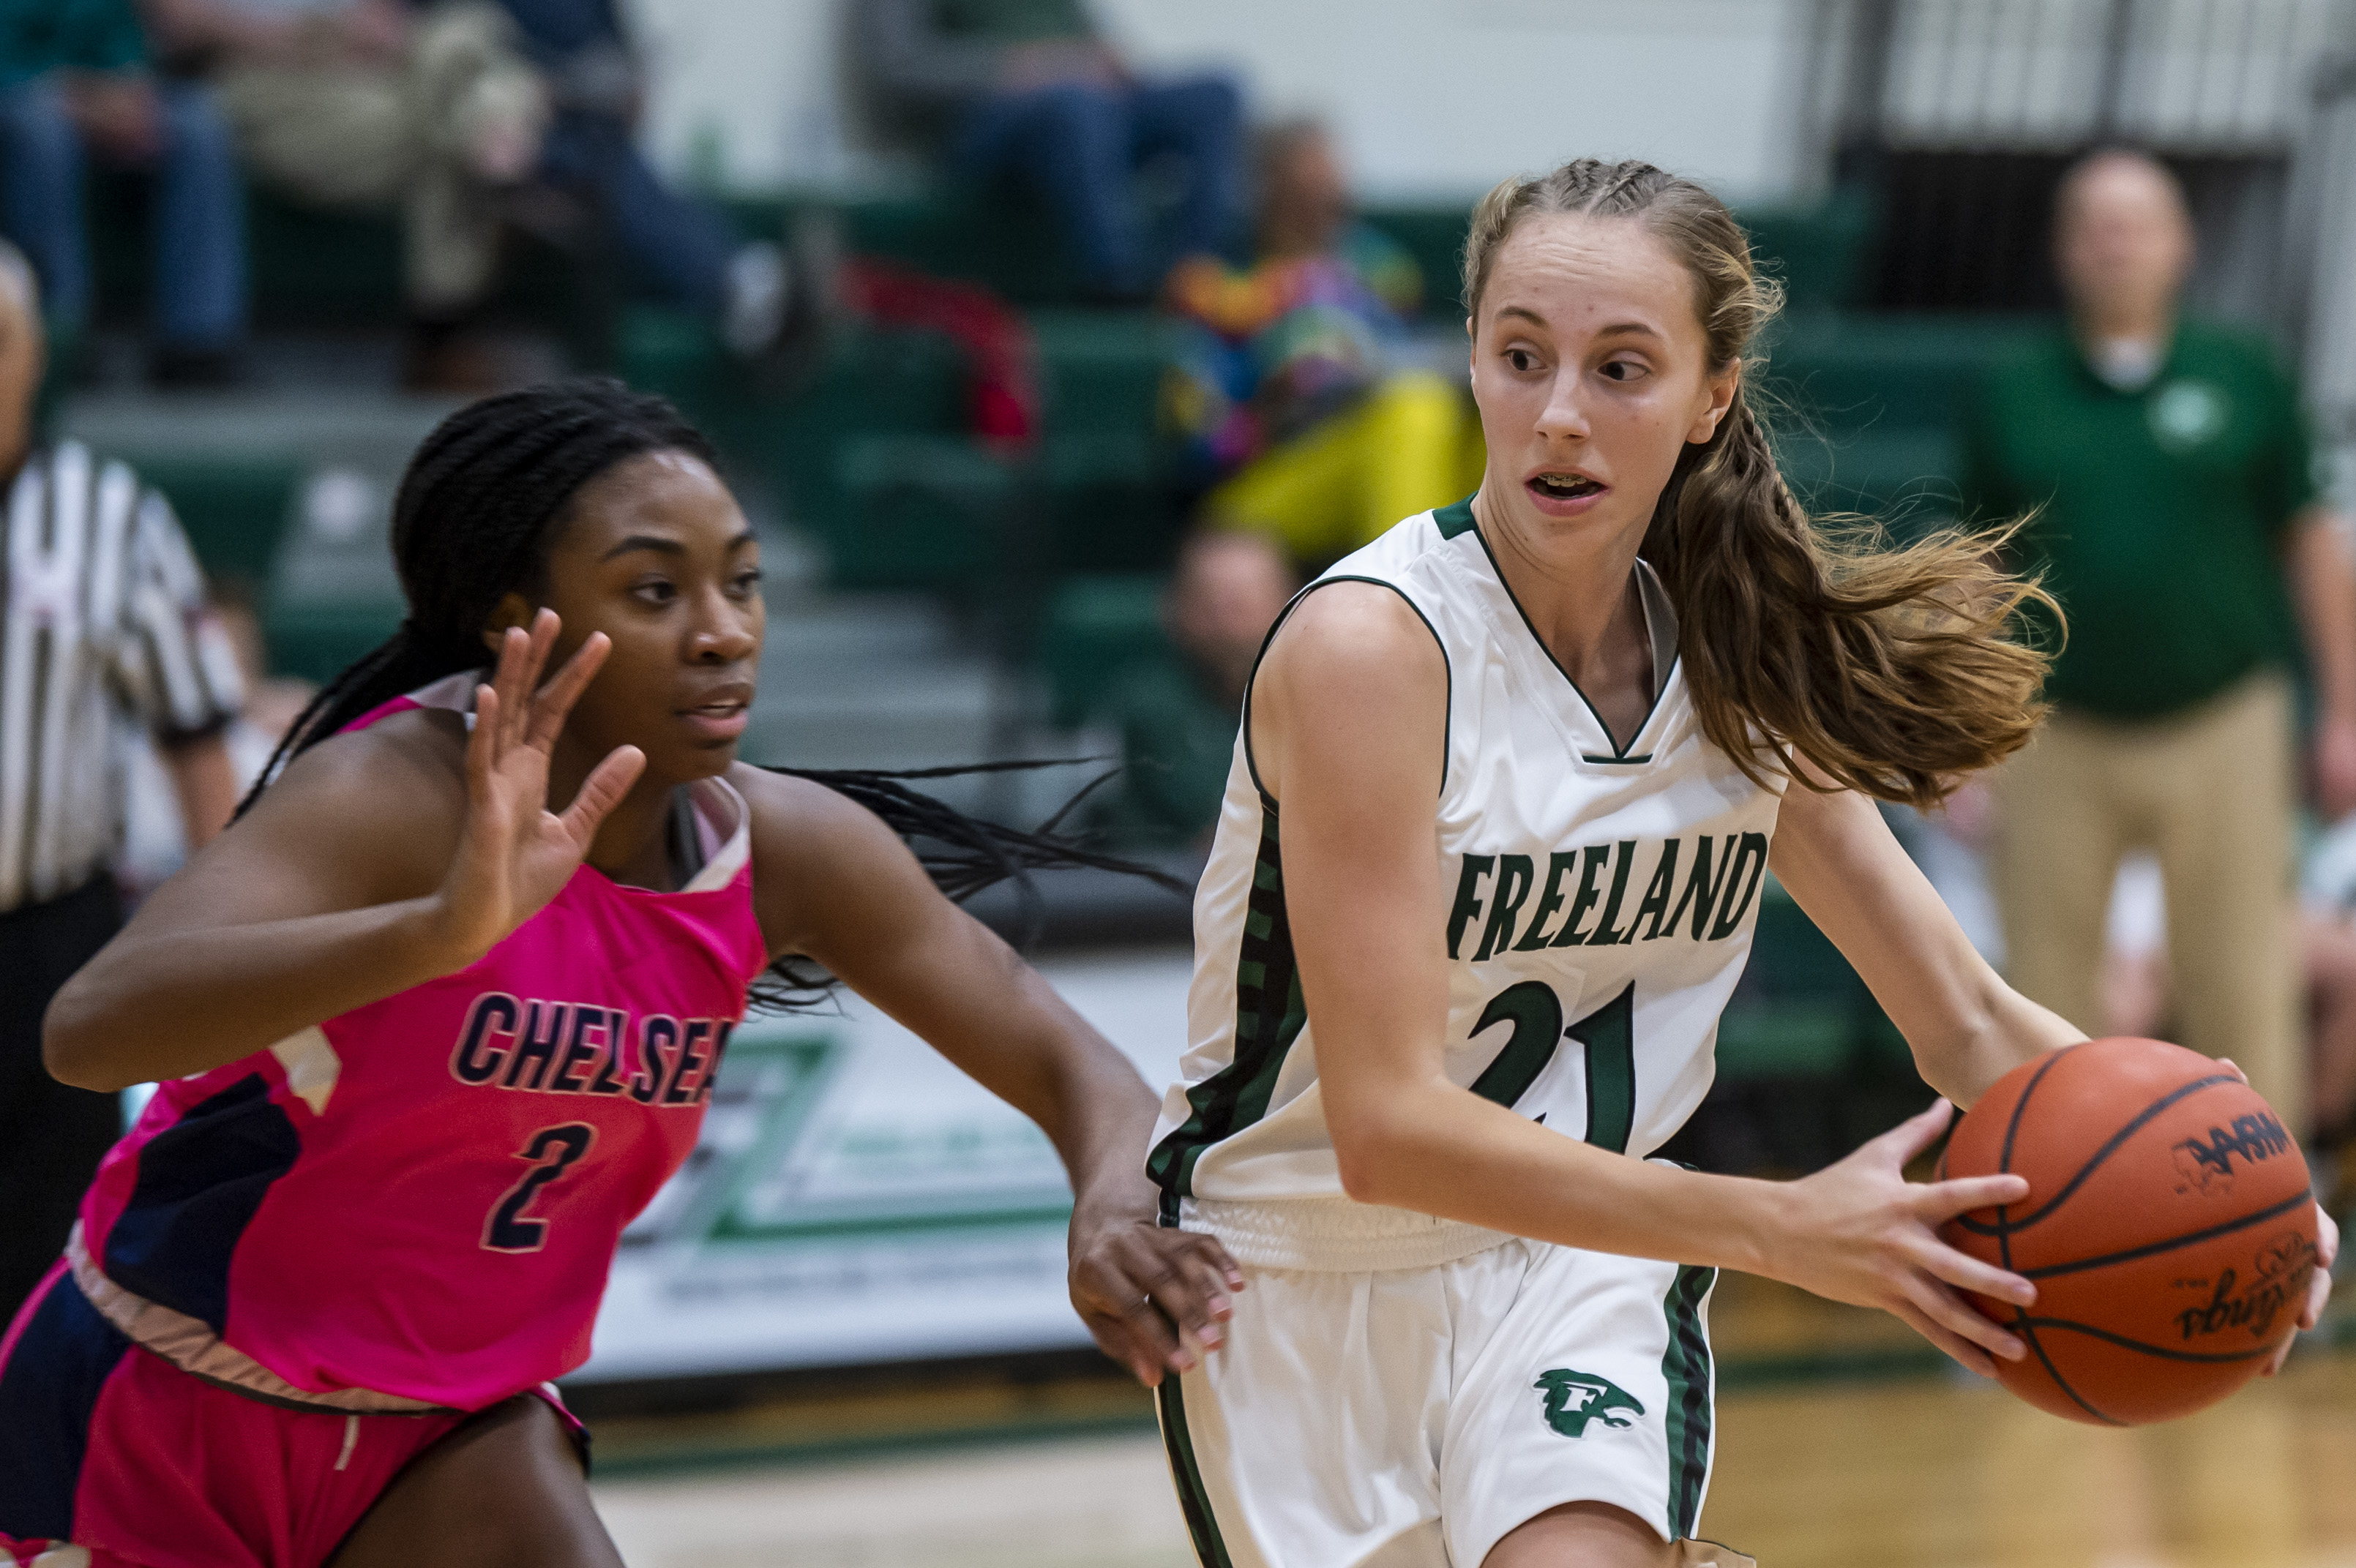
[2266,1200,2338,1377]
[431,611,645,964]
[1069,1215,1246,1387]
[1772,1098,2037,1377]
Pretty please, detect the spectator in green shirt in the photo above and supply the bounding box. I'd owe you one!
[1091,529,1293,852]
[1962,147,2356,1136]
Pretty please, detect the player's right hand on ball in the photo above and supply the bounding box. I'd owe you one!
[430,610,644,964]
[1771,1098,2038,1377]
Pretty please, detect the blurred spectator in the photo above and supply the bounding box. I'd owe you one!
[1088,529,1292,852]
[493,0,825,370]
[142,0,548,389]
[0,241,244,1324]
[0,0,247,385]
[1962,148,2356,1136]
[856,0,1241,301]
[146,0,822,391]
[1164,121,1482,569]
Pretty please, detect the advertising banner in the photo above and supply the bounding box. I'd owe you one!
[575,948,1194,1381]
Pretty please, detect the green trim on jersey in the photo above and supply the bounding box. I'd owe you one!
[1465,514,1678,762]
[1433,494,1480,539]
[1146,805,1309,1199]
[1661,1263,1717,1539]
[1155,1195,1237,1568]
[1242,574,1454,800]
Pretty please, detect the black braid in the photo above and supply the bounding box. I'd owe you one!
[235,378,1183,1011]
[751,759,1185,1011]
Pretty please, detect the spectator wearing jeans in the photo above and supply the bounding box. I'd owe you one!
[858,0,1242,300]
[0,0,246,385]
[0,243,243,1324]
[1962,149,2356,1136]
[494,0,809,362]
[142,0,550,391]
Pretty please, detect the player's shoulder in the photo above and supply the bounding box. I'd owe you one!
[728,762,910,876]
[267,707,468,817]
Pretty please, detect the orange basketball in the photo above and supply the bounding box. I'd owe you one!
[1938,1037,2319,1425]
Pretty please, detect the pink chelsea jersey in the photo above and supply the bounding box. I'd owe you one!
[70,675,770,1411]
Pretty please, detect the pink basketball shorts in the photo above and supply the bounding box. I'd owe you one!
[0,1261,584,1567]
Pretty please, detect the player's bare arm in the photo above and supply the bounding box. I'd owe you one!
[1259,581,2040,1376]
[735,764,1245,1386]
[1768,768,2082,1107]
[42,620,637,1091]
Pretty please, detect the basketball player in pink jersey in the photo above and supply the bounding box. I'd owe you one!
[1,380,1242,1567]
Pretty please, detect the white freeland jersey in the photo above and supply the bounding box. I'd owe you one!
[1147,498,1787,1271]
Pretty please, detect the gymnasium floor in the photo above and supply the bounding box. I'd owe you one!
[581,1277,2356,1567]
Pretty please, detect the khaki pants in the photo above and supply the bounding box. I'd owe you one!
[216,4,545,312]
[1990,671,2303,1132]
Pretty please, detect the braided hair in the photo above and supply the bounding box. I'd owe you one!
[244,378,1178,1010]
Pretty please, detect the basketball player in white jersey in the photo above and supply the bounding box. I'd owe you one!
[1144,159,2341,1568]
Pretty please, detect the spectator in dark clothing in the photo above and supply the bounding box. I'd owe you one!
[858,0,1243,299]
[1091,530,1293,850]
[495,0,812,359]
[0,0,246,384]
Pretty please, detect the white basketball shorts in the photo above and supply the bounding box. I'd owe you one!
[1153,1235,1723,1568]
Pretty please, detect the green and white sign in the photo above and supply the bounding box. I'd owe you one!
[577,950,1194,1380]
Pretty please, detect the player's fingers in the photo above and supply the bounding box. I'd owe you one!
[1867,1097,1954,1166]
[1906,1234,2035,1310]
[1081,1304,1168,1388]
[1915,1173,2032,1223]
[526,630,610,751]
[558,745,645,844]
[1126,1234,1234,1356]
[1071,1253,1189,1381]
[1890,1299,2000,1378]
[2316,1203,2340,1271]
[487,626,529,751]
[1902,1271,2026,1364]
[465,683,499,800]
[2215,1057,2250,1087]
[1181,1230,1248,1294]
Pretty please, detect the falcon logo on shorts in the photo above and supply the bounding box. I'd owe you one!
[1533,1368,1645,1437]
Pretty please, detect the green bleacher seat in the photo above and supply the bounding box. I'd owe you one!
[262,596,404,686]
[1740,188,1877,313]
[132,453,305,589]
[826,433,1014,592]
[1773,427,1962,519]
[1360,207,1473,320]
[1039,573,1168,728]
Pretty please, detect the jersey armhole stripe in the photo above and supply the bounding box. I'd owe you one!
[1241,574,1453,803]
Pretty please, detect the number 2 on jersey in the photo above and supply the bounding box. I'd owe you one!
[482,1123,597,1253]
[1467,982,1636,1154]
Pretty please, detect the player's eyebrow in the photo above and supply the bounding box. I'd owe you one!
[599,530,756,562]
[600,535,686,561]
[1492,307,1663,342]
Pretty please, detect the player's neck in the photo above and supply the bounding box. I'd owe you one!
[1471,487,1653,722]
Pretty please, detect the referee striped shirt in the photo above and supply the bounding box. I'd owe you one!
[1,441,243,915]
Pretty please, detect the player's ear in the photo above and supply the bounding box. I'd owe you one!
[480,592,536,653]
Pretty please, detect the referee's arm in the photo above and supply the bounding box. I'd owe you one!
[121,484,245,847]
